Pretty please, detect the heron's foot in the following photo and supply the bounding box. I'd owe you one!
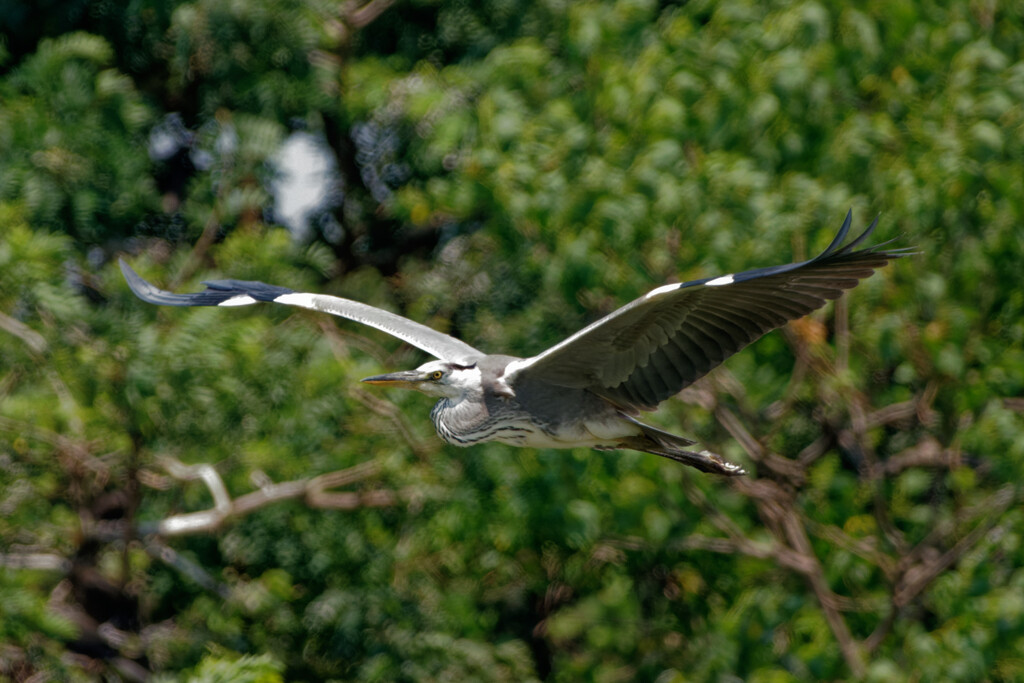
[697,450,747,476]
[648,446,747,476]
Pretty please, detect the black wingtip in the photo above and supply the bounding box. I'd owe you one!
[120,258,221,307]
[118,257,138,285]
[818,209,854,258]
[120,258,297,307]
[813,210,903,263]
[119,258,181,306]
[840,213,882,253]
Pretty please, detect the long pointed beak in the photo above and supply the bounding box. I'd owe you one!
[360,370,427,388]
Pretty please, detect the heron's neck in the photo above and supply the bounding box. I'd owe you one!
[429,394,483,446]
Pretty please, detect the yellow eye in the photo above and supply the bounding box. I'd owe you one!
[430,370,444,380]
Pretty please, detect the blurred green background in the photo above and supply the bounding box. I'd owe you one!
[1,0,1023,680]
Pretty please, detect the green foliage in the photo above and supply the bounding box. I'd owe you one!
[166,651,284,683]
[0,33,158,243]
[2,0,1024,681]
[164,0,340,118]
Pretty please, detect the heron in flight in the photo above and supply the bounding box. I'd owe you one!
[121,212,907,475]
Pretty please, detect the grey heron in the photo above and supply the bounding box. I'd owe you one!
[120,212,908,475]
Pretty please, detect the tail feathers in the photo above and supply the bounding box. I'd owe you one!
[618,415,746,476]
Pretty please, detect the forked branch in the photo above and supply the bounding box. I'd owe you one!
[141,458,398,536]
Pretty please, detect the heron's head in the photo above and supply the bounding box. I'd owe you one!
[361,360,480,399]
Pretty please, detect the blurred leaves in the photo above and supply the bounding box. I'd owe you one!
[2,0,1024,681]
[0,33,158,243]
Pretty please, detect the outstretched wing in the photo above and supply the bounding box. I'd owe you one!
[507,212,912,411]
[119,260,484,364]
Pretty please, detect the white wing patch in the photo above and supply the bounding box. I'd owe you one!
[502,356,562,392]
[706,274,734,286]
[218,295,259,307]
[499,357,535,388]
[503,358,533,376]
[274,292,321,310]
[645,283,681,299]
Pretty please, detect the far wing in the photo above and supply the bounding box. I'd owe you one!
[506,212,911,411]
[120,260,484,364]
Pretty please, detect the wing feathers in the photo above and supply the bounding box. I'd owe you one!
[511,213,909,412]
[120,260,483,363]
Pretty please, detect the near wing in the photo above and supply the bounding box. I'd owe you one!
[508,212,912,411]
[119,259,484,364]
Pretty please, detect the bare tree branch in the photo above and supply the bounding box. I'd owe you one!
[701,367,1019,679]
[805,520,899,579]
[796,433,833,467]
[867,436,961,478]
[776,503,866,676]
[862,382,939,431]
[714,405,806,482]
[141,458,398,536]
[892,485,1016,608]
[680,477,815,574]
[864,609,897,654]
[313,317,440,460]
[349,385,439,460]
[709,402,868,675]
[835,295,850,375]
[346,0,395,29]
[0,416,106,476]
[0,552,71,572]
[673,533,812,571]
[152,458,232,536]
[0,309,47,355]
[145,538,231,598]
[315,317,392,366]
